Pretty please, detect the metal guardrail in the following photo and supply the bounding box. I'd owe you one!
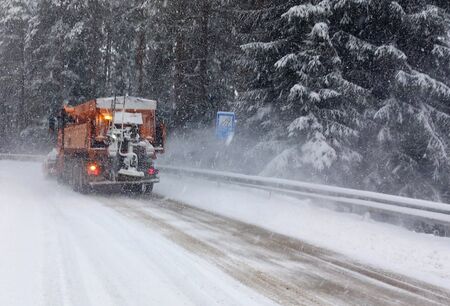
[158,165,450,237]
[1,154,449,236]
[0,153,46,162]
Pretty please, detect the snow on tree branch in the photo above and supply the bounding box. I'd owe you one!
[300,131,337,171]
[432,45,450,59]
[282,3,330,22]
[275,53,297,69]
[374,45,407,63]
[309,22,329,41]
[333,0,372,10]
[395,70,450,101]
[332,31,376,61]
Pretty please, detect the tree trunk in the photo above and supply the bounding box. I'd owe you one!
[18,24,27,134]
[198,0,210,117]
[103,25,112,96]
[136,29,146,95]
[173,0,188,128]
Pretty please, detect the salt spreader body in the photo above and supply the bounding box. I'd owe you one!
[44,96,166,193]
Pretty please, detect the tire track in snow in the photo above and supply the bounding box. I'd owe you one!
[42,194,122,306]
[98,196,322,306]
[95,195,450,306]
[0,160,278,306]
[45,192,275,306]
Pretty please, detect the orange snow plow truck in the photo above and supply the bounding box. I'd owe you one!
[44,96,166,194]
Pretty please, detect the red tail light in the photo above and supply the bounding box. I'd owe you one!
[147,167,157,176]
[87,163,100,176]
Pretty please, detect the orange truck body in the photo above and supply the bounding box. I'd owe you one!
[47,96,165,193]
[60,99,163,155]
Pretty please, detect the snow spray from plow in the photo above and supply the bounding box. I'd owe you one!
[1,154,449,237]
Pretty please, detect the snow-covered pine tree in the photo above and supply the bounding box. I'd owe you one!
[333,0,450,200]
[237,0,367,182]
[268,0,368,182]
[107,1,141,96]
[0,0,34,148]
[64,0,106,101]
[106,0,168,98]
[205,0,240,122]
[140,0,174,119]
[27,0,66,117]
[28,0,108,111]
[157,0,238,129]
[234,0,295,172]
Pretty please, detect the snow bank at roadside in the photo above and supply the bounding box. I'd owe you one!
[156,173,450,290]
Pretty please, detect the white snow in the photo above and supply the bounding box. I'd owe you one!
[287,114,320,133]
[309,22,329,40]
[113,111,144,125]
[282,3,329,22]
[300,131,337,170]
[156,173,450,290]
[288,83,307,100]
[158,164,450,214]
[374,44,407,61]
[432,44,450,58]
[0,161,276,306]
[96,96,157,110]
[274,53,296,69]
[396,70,450,100]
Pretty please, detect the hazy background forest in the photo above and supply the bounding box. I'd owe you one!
[1,0,450,202]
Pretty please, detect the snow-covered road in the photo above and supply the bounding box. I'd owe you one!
[1,161,449,305]
[0,161,274,306]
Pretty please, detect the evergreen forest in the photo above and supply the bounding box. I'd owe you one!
[1,0,450,201]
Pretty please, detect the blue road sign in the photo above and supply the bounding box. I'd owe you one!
[216,112,236,140]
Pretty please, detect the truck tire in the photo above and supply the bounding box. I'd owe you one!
[60,158,72,184]
[71,165,79,192]
[127,184,145,194]
[124,183,152,195]
[144,183,154,194]
[73,161,90,194]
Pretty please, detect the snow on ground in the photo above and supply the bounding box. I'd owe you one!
[0,161,276,306]
[156,173,450,290]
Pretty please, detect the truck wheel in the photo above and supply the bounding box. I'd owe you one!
[127,184,144,194]
[144,183,154,194]
[74,161,90,194]
[71,165,79,192]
